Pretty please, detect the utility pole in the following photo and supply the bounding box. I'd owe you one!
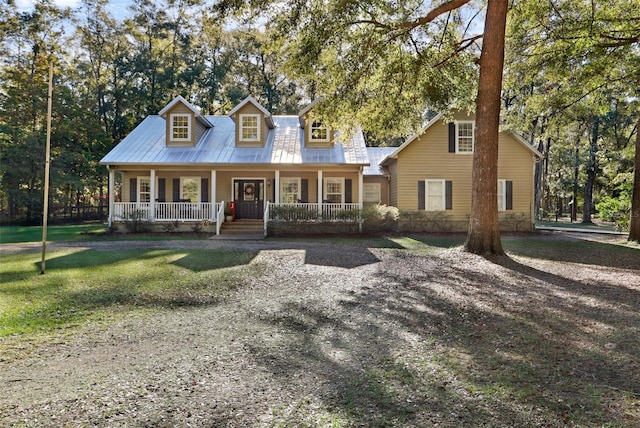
[41,59,53,274]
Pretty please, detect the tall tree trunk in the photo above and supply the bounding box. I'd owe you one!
[572,146,579,222]
[464,0,508,256]
[629,116,640,242]
[583,116,599,224]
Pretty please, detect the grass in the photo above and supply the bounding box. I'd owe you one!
[0,247,262,357]
[536,217,619,231]
[0,223,109,244]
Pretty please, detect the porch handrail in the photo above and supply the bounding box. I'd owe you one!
[216,201,225,235]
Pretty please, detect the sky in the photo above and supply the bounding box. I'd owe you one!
[15,0,132,21]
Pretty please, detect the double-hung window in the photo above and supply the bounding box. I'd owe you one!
[324,178,344,203]
[138,177,151,203]
[456,121,474,153]
[170,114,191,141]
[240,114,260,142]
[364,183,381,203]
[281,178,300,203]
[310,121,330,143]
[425,179,446,211]
[181,177,200,203]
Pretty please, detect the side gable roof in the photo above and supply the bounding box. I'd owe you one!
[158,95,213,128]
[228,96,275,129]
[381,113,542,165]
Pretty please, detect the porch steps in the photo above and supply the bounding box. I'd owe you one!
[218,219,265,237]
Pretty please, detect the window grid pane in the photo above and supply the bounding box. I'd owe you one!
[426,180,444,211]
[325,179,343,203]
[457,122,474,153]
[241,116,259,140]
[497,180,505,211]
[281,178,299,203]
[311,121,328,141]
[172,115,190,140]
[139,178,151,203]
[364,183,381,202]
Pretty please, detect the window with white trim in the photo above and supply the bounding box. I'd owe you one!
[324,178,344,203]
[281,178,300,203]
[240,114,260,141]
[181,176,200,203]
[364,183,381,203]
[170,114,191,141]
[425,179,446,211]
[310,121,329,142]
[138,176,151,203]
[456,121,474,153]
[497,179,506,211]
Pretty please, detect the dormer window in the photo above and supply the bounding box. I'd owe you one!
[170,114,191,141]
[310,121,330,143]
[240,114,260,142]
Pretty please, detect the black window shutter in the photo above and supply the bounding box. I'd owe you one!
[173,178,180,202]
[418,181,425,210]
[301,179,308,203]
[130,178,137,202]
[345,179,352,203]
[448,122,456,153]
[201,178,209,202]
[506,181,513,210]
[157,178,166,202]
[445,180,453,210]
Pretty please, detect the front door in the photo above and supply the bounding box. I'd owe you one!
[234,180,264,219]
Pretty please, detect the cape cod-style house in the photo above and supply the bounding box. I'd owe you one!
[100,95,370,235]
[100,97,542,235]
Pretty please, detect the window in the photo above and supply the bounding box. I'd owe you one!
[456,121,474,153]
[181,177,200,203]
[364,183,381,203]
[170,114,191,141]
[310,121,329,142]
[425,179,445,211]
[240,114,260,141]
[138,177,151,203]
[324,178,344,203]
[281,178,300,203]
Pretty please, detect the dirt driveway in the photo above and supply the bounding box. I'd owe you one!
[1,232,639,427]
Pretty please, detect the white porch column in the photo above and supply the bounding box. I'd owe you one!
[211,169,217,221]
[358,167,364,232]
[108,166,115,227]
[358,168,364,210]
[317,170,323,219]
[274,170,280,203]
[150,169,156,220]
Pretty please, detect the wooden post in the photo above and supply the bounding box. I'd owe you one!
[41,60,53,274]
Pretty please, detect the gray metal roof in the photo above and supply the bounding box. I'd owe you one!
[100,116,370,167]
[364,147,396,175]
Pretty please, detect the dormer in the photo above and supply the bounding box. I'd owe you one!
[159,95,212,147]
[228,96,274,147]
[299,99,334,147]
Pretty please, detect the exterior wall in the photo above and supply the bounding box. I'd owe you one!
[394,112,537,231]
[362,176,390,206]
[387,159,398,207]
[302,115,334,147]
[163,103,201,147]
[233,103,267,147]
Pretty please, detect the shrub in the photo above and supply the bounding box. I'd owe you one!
[398,210,452,232]
[596,183,631,231]
[362,204,399,232]
[125,210,151,233]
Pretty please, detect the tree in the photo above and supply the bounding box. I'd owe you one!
[219,0,513,254]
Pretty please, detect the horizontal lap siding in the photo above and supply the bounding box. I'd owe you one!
[396,112,535,225]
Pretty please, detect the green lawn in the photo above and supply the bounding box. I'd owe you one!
[0,224,109,244]
[0,247,262,342]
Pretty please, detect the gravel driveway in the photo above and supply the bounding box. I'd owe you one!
[1,233,638,427]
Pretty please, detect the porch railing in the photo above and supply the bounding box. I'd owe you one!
[113,202,221,222]
[267,203,361,222]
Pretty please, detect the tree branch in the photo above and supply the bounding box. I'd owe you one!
[353,0,471,31]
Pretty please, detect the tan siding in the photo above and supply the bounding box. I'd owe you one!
[392,114,537,231]
[388,160,398,207]
[363,176,390,206]
[234,104,267,147]
[164,103,197,146]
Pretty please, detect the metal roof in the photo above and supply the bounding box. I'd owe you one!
[100,116,370,167]
[364,147,396,176]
